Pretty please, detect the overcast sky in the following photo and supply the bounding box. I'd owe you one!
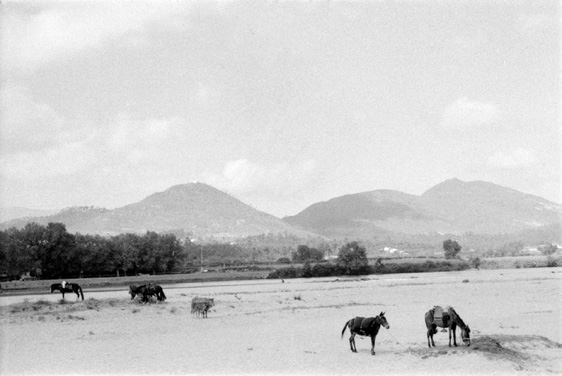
[0,0,559,217]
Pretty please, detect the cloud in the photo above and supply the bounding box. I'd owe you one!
[440,98,499,130]
[487,148,538,169]
[0,2,188,75]
[0,84,68,154]
[516,13,555,35]
[1,141,93,179]
[207,158,317,197]
[0,104,188,183]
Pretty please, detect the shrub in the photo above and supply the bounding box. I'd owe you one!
[546,256,558,267]
[311,263,342,277]
[302,261,313,278]
[375,260,469,274]
[266,267,301,279]
[469,257,481,269]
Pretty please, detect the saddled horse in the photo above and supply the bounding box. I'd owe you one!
[50,282,84,300]
[191,297,214,318]
[425,306,470,348]
[129,284,166,303]
[341,312,390,355]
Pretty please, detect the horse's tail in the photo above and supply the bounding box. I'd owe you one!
[78,286,84,300]
[160,288,166,300]
[341,320,349,339]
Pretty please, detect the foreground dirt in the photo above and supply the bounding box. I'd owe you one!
[1,268,560,375]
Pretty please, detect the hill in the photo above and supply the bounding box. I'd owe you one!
[0,207,59,223]
[283,178,561,238]
[0,183,315,239]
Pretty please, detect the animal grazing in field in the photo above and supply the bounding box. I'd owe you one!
[191,297,214,318]
[129,284,166,303]
[50,282,84,300]
[425,306,471,348]
[341,312,389,355]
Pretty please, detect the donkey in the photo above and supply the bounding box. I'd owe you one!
[191,297,214,318]
[425,306,471,348]
[341,312,389,355]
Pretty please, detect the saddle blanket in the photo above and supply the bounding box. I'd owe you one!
[433,306,451,327]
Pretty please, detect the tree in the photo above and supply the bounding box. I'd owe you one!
[443,239,462,259]
[337,241,369,275]
[292,245,324,263]
[539,243,557,256]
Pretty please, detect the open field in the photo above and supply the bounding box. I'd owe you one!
[1,267,561,375]
[0,270,270,296]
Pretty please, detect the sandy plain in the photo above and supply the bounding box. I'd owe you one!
[0,267,560,375]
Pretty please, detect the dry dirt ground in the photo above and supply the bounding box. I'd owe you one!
[1,268,560,375]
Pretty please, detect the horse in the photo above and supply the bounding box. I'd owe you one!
[129,284,166,303]
[50,282,84,300]
[191,297,214,318]
[341,312,389,355]
[425,306,471,348]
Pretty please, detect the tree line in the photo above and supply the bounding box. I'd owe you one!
[0,222,294,280]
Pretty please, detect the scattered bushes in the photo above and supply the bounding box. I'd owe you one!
[546,256,558,267]
[266,259,470,279]
[267,267,302,279]
[375,260,470,274]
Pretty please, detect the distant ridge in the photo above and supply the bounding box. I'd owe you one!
[0,183,315,239]
[2,179,560,239]
[0,207,59,223]
[283,178,562,237]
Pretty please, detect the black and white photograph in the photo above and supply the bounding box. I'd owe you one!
[0,0,560,374]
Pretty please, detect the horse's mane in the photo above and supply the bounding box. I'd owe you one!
[448,307,467,328]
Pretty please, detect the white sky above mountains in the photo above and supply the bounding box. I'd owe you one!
[0,1,559,217]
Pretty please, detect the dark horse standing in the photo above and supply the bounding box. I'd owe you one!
[425,306,471,348]
[50,282,84,300]
[341,312,390,355]
[129,284,166,303]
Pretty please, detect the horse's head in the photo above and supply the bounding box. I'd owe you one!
[461,325,471,346]
[208,298,215,308]
[378,311,390,329]
[129,285,137,299]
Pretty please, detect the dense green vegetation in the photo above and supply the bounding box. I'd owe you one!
[1,220,559,281]
[267,252,471,279]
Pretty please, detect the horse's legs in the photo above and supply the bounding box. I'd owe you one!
[451,323,458,347]
[427,325,436,347]
[349,332,357,353]
[370,335,376,355]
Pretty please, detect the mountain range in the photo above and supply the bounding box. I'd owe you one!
[1,179,560,240]
[284,178,561,238]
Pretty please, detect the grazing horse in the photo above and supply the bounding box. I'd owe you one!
[341,312,390,355]
[425,306,471,348]
[191,297,214,318]
[50,282,84,301]
[129,284,166,303]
